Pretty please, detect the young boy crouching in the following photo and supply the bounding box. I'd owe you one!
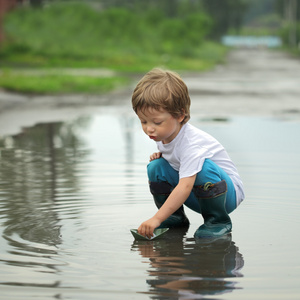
[131,68,245,239]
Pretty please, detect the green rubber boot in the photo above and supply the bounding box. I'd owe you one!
[193,180,232,239]
[150,181,189,229]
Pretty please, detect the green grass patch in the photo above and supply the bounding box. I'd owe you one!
[0,41,228,72]
[0,71,129,94]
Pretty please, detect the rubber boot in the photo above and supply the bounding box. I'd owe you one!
[150,181,189,229]
[193,180,232,239]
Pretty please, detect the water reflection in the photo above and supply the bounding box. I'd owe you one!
[1,111,299,299]
[132,228,244,299]
[0,119,90,248]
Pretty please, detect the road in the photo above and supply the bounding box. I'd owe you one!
[183,48,300,118]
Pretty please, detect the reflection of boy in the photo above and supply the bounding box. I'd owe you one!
[132,68,245,239]
[133,235,244,297]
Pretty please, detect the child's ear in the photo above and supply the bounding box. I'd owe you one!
[178,109,185,123]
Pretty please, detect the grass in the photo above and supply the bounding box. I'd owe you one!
[0,42,228,95]
[0,4,228,94]
[0,41,227,71]
[0,70,129,95]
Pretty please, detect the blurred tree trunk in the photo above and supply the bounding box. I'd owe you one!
[201,0,248,39]
[30,0,43,8]
[285,0,298,47]
[0,0,19,45]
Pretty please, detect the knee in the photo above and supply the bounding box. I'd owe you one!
[202,159,221,177]
[147,158,166,182]
[195,159,222,185]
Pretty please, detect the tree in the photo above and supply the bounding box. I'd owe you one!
[30,0,43,7]
[200,0,248,39]
[284,0,298,47]
[0,0,19,45]
[275,0,299,47]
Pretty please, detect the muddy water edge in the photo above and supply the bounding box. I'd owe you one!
[0,49,300,300]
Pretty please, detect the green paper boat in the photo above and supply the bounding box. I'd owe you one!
[130,228,169,241]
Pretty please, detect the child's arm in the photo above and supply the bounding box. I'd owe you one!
[138,174,196,238]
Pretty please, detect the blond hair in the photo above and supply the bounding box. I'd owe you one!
[132,68,190,124]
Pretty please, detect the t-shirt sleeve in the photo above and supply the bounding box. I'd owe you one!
[179,144,213,179]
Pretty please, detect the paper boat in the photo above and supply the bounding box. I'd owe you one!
[130,228,169,241]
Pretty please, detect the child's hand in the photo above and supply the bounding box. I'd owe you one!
[138,217,161,239]
[150,152,162,161]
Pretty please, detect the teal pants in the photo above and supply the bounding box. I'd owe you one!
[147,158,237,214]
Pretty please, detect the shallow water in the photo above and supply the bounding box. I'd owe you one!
[0,104,300,300]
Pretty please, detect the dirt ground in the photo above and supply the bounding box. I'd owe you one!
[0,48,300,136]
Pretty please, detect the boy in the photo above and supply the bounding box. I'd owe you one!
[131,68,244,239]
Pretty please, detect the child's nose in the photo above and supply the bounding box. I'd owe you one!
[147,126,155,133]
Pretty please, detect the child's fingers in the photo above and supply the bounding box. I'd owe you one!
[149,152,161,161]
[138,222,154,239]
[138,225,150,238]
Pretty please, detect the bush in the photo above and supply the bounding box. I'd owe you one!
[2,3,213,63]
[279,23,300,48]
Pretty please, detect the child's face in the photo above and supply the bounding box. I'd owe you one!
[137,107,184,144]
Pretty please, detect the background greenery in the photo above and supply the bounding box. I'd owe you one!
[1,3,223,69]
[0,2,227,94]
[0,0,299,94]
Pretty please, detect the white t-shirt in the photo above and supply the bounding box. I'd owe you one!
[156,123,245,206]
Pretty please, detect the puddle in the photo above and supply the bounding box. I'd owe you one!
[0,106,300,299]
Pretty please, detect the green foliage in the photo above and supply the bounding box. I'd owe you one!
[278,23,300,48]
[185,13,212,45]
[200,0,248,38]
[2,3,213,66]
[0,70,128,94]
[0,2,229,93]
